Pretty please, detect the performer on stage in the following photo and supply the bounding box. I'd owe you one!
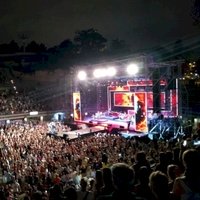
[127,114,135,131]
[135,100,145,124]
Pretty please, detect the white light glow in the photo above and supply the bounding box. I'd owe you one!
[78,71,87,80]
[93,69,104,78]
[126,63,139,75]
[30,111,38,116]
[93,67,117,78]
[107,67,117,77]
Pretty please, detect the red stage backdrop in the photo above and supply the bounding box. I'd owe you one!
[171,89,178,116]
[73,92,81,121]
[147,92,166,109]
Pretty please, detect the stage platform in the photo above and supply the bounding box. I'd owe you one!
[56,126,106,140]
[48,125,151,141]
[82,116,134,131]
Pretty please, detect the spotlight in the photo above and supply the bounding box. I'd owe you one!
[126,63,139,75]
[93,69,104,78]
[78,71,87,80]
[107,67,117,77]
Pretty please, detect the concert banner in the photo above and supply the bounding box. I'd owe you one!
[134,92,148,132]
[73,92,81,121]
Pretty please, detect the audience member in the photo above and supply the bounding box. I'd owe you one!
[149,171,171,200]
[172,149,200,200]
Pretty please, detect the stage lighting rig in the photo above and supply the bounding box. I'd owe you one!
[77,71,87,80]
[126,63,139,75]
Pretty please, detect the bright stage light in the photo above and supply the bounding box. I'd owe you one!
[93,67,117,78]
[93,69,104,78]
[78,71,87,80]
[107,67,117,77]
[126,63,139,75]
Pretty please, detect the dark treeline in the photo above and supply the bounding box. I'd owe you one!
[0,28,131,73]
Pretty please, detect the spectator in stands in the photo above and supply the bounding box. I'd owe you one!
[167,164,180,192]
[99,167,114,196]
[172,147,184,173]
[94,170,104,199]
[172,149,200,200]
[97,163,145,200]
[134,166,154,200]
[133,151,151,184]
[64,187,77,200]
[155,152,168,174]
[77,177,94,200]
[149,171,171,200]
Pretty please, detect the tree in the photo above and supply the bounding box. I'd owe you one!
[59,39,74,50]
[0,40,20,54]
[8,40,20,53]
[58,39,75,55]
[25,41,47,53]
[191,0,200,25]
[39,43,47,52]
[74,28,107,53]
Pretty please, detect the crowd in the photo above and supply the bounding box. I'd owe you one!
[0,91,44,115]
[0,120,199,200]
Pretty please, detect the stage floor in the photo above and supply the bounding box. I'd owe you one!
[83,116,134,130]
[57,126,106,140]
[82,115,148,134]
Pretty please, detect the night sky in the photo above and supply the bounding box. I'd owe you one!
[0,0,200,51]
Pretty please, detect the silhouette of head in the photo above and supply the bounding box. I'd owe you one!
[111,163,134,191]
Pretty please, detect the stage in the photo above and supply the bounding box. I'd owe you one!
[79,111,149,136]
[72,77,181,140]
[76,111,184,141]
[83,115,135,132]
[49,125,106,140]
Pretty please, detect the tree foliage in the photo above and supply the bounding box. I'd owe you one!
[0,40,20,54]
[25,41,47,53]
[74,28,107,53]
[191,0,200,25]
